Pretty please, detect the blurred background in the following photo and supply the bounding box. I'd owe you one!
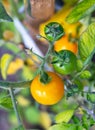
[0,0,65,130]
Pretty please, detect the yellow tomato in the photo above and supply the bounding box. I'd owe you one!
[30,71,64,105]
[54,35,78,54]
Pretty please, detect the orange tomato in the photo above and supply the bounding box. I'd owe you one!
[64,22,81,38]
[30,71,64,105]
[54,35,78,54]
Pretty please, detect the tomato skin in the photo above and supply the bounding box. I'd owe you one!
[64,22,81,38]
[30,71,64,105]
[52,50,77,75]
[54,35,78,54]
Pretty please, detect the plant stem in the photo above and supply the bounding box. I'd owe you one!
[8,0,20,18]
[40,42,53,70]
[72,64,89,82]
[9,87,22,127]
[92,104,95,119]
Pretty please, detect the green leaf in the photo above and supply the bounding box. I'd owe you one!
[77,125,84,130]
[72,116,80,124]
[22,66,34,80]
[24,106,40,124]
[55,109,75,123]
[0,80,32,89]
[48,123,77,130]
[87,92,95,104]
[15,125,25,130]
[3,43,26,59]
[1,53,13,80]
[73,79,83,91]
[0,96,13,109]
[78,23,95,61]
[66,0,95,23]
[0,2,13,22]
[76,60,83,71]
[80,70,91,79]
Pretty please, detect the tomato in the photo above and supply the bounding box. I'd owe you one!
[44,22,65,41]
[52,50,77,75]
[30,71,64,105]
[54,35,78,54]
[64,22,82,38]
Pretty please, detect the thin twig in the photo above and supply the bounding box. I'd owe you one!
[9,87,22,127]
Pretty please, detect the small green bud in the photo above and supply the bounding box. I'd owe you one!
[76,60,83,71]
[80,70,91,79]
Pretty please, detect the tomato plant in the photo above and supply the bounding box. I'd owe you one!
[30,71,64,105]
[0,1,95,130]
[63,22,82,38]
[52,50,77,75]
[54,35,78,54]
[44,22,65,41]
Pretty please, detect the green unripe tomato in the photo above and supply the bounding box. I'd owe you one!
[52,50,77,75]
[44,22,65,41]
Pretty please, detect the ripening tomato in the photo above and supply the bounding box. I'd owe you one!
[54,35,78,54]
[64,22,82,38]
[30,71,64,105]
[52,50,77,75]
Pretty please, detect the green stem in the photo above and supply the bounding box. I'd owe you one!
[30,49,44,61]
[92,104,95,116]
[72,64,89,82]
[40,42,53,70]
[8,0,20,18]
[9,88,22,127]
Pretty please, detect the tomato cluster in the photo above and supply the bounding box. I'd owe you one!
[30,22,78,105]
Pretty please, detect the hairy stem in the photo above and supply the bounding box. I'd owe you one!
[9,88,22,127]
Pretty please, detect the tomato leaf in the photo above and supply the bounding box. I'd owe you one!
[48,123,77,130]
[24,106,40,124]
[87,92,95,104]
[55,109,75,123]
[78,23,95,61]
[77,125,84,130]
[66,0,95,23]
[0,80,32,89]
[80,70,91,79]
[0,96,13,110]
[3,43,26,59]
[0,2,13,22]
[22,66,34,80]
[1,53,13,80]
[15,125,25,130]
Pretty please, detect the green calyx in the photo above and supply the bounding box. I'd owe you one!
[44,22,65,41]
[52,50,72,66]
[39,71,51,84]
[52,50,77,75]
